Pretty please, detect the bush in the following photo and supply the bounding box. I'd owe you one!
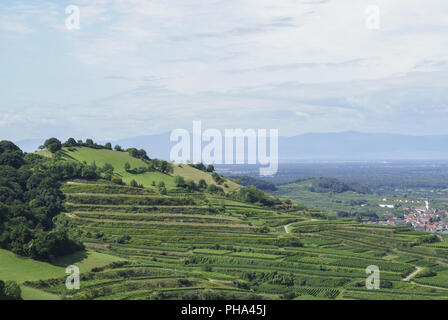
[0,281,22,300]
[207,184,224,195]
[111,177,124,185]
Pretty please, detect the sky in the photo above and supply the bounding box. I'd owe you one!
[1,0,448,142]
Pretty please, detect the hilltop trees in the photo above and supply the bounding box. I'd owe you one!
[0,141,24,168]
[63,138,78,147]
[42,138,62,153]
[189,163,214,173]
[127,148,149,161]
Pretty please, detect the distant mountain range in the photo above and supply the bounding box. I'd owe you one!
[15,131,448,161]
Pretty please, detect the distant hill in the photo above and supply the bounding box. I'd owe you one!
[17,131,448,161]
[306,177,371,194]
[231,176,278,192]
[278,132,448,161]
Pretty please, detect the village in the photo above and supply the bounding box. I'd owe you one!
[366,198,448,233]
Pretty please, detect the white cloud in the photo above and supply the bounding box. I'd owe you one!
[1,0,448,140]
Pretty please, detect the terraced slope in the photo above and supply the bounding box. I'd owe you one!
[23,180,448,300]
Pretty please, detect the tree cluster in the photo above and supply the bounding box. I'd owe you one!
[0,141,84,261]
[0,280,21,300]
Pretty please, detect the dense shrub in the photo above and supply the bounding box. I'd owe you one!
[0,280,22,300]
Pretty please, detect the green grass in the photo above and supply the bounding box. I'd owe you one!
[57,147,177,189]
[172,164,240,193]
[193,249,232,255]
[0,249,65,282]
[272,179,405,218]
[21,286,61,300]
[51,250,126,272]
[39,147,241,192]
[0,249,124,300]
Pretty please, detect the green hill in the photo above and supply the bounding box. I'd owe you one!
[38,146,240,193]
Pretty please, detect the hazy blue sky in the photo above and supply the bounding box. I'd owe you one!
[1,0,448,141]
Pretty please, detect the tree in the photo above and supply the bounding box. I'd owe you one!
[207,184,224,194]
[0,281,21,300]
[105,142,112,150]
[0,150,24,168]
[114,145,123,152]
[174,175,185,188]
[206,164,215,172]
[185,179,197,192]
[130,179,138,188]
[43,138,62,153]
[64,138,78,147]
[112,177,123,185]
[0,141,21,154]
[198,179,207,189]
[158,181,167,195]
[124,162,131,172]
[127,148,149,160]
[101,163,114,175]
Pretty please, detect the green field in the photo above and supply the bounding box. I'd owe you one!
[272,179,416,219]
[0,249,124,300]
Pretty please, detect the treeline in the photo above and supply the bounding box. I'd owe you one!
[189,163,215,172]
[124,158,172,175]
[0,141,83,261]
[230,186,282,207]
[174,175,225,194]
[232,176,277,191]
[309,177,371,194]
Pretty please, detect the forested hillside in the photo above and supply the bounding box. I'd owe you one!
[0,141,83,261]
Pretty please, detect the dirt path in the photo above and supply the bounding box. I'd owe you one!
[403,267,423,282]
